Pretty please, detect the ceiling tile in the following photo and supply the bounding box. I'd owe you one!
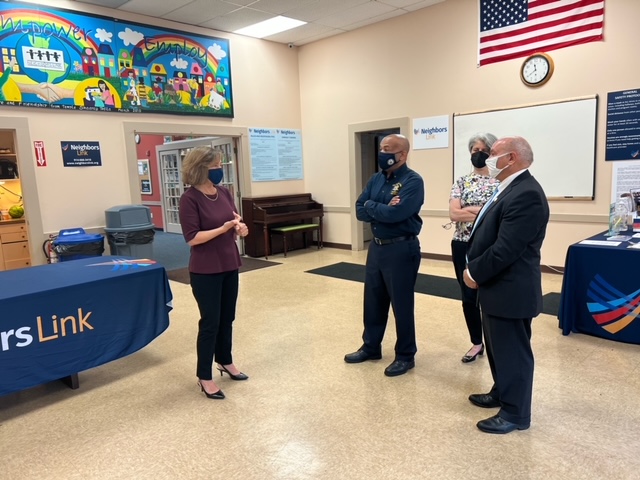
[282,0,370,23]
[376,0,427,7]
[74,0,130,7]
[402,0,445,12]
[243,0,317,15]
[264,22,338,44]
[161,0,239,25]
[295,28,347,45]
[344,8,407,30]
[221,0,259,6]
[198,7,274,32]
[315,1,397,29]
[119,0,194,17]
[73,0,448,46]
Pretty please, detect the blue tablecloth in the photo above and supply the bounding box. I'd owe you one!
[559,231,640,344]
[0,256,173,396]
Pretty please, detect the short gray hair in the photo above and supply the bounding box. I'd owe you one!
[468,133,498,152]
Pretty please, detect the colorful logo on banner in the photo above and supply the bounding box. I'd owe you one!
[586,275,640,334]
[88,258,156,270]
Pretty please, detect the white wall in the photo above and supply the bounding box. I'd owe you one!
[0,0,304,263]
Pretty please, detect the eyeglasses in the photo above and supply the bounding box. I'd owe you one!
[441,221,454,230]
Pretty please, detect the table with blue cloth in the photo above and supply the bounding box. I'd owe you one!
[559,231,640,344]
[0,256,173,396]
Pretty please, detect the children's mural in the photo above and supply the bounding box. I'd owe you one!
[0,1,233,117]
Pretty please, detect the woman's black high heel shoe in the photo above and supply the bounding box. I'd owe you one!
[197,381,225,399]
[461,344,485,363]
[217,364,249,381]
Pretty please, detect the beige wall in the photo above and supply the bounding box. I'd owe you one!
[298,0,640,267]
[3,0,639,267]
[0,0,303,264]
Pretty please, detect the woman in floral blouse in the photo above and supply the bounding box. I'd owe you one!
[448,133,499,363]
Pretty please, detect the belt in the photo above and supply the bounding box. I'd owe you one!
[373,235,416,245]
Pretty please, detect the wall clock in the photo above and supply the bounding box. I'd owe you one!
[520,53,554,87]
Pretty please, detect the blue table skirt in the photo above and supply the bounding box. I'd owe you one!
[558,232,640,344]
[0,256,173,396]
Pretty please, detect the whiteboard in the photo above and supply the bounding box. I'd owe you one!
[453,97,597,199]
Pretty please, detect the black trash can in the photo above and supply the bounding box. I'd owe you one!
[53,228,105,262]
[104,205,155,258]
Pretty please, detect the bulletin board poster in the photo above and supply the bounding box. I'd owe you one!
[0,0,233,117]
[605,89,640,161]
[249,128,304,182]
[138,159,152,194]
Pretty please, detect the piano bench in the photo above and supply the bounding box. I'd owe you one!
[269,223,322,258]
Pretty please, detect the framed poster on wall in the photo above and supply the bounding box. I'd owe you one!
[138,159,152,194]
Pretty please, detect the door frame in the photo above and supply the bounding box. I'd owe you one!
[348,117,410,251]
[123,122,252,211]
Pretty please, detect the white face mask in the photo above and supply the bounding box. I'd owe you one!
[485,152,511,178]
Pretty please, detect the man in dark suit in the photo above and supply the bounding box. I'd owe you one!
[463,136,549,434]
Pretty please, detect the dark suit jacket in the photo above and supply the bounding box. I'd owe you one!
[467,170,549,318]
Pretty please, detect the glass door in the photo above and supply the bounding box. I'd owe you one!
[209,137,242,253]
[209,138,238,209]
[159,150,184,234]
[155,137,241,241]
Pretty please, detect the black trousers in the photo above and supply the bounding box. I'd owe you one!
[361,238,421,361]
[483,312,534,425]
[190,269,239,380]
[451,239,483,345]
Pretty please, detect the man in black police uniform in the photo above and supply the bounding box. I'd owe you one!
[345,134,424,377]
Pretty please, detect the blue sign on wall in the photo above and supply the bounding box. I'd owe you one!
[606,89,640,161]
[61,141,102,167]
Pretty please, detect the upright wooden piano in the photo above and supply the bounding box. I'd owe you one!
[242,194,324,258]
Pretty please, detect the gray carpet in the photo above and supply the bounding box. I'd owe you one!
[306,262,561,317]
[151,231,191,271]
[167,257,280,284]
[151,231,281,283]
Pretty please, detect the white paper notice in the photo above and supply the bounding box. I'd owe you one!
[579,240,621,246]
[611,160,640,203]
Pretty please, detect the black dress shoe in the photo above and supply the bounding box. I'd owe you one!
[197,382,225,400]
[217,364,249,381]
[344,349,382,364]
[461,344,484,363]
[468,393,500,408]
[384,359,415,377]
[476,414,529,434]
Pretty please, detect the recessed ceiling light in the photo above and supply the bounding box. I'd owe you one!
[234,16,306,38]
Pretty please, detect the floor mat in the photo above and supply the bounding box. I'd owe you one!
[306,262,561,317]
[167,257,280,284]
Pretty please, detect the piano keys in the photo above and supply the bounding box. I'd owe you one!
[241,194,324,258]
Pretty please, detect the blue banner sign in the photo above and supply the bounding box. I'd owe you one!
[61,141,102,166]
[606,89,640,161]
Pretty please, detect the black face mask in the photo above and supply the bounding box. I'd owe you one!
[470,151,489,168]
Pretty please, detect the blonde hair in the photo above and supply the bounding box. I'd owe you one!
[181,146,222,186]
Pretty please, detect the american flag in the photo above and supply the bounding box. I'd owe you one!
[478,0,605,66]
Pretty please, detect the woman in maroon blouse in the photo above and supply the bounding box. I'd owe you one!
[179,146,249,399]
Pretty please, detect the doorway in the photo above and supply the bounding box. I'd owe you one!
[348,118,410,251]
[155,136,238,234]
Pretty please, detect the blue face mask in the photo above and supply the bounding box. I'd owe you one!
[208,168,223,185]
[378,151,400,170]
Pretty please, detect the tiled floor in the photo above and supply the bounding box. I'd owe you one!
[1,247,639,479]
